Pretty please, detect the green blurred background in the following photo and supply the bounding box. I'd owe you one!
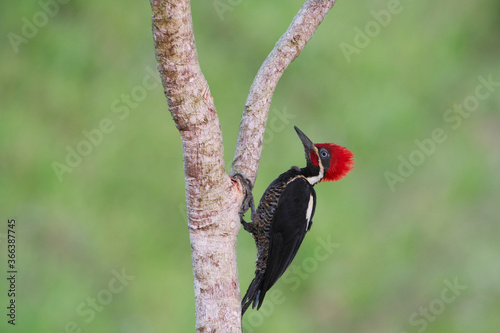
[1,0,499,332]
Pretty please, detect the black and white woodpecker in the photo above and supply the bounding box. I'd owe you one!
[237,126,354,315]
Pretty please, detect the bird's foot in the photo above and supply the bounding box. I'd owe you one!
[233,173,256,232]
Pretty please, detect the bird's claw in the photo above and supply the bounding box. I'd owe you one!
[233,173,256,229]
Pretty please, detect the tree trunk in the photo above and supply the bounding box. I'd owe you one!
[149,0,336,331]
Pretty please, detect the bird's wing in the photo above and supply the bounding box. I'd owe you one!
[258,176,315,305]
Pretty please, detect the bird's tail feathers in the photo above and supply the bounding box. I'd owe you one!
[241,271,267,315]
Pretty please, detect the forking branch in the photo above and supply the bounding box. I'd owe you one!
[231,0,336,185]
[150,0,337,331]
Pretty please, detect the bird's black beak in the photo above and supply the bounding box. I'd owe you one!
[294,126,317,162]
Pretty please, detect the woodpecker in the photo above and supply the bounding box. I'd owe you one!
[238,126,354,315]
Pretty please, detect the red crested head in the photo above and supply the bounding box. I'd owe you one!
[295,126,354,184]
[311,143,354,182]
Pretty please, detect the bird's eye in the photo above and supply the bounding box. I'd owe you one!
[320,149,329,158]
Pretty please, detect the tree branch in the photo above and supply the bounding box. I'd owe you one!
[151,0,336,331]
[231,0,336,184]
[151,0,242,331]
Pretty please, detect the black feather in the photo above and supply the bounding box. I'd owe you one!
[241,175,315,314]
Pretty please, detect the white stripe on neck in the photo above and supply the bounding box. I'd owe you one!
[306,166,324,185]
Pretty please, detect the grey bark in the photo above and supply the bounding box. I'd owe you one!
[149,0,336,331]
